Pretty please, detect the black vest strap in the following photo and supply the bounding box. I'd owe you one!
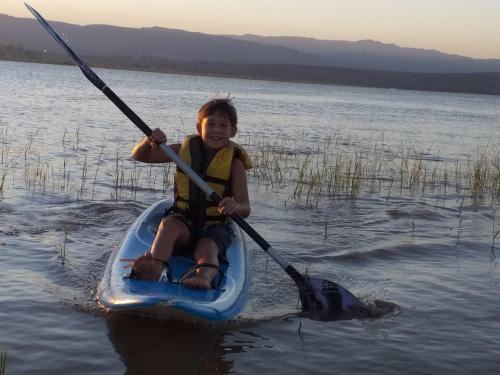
[205,175,229,186]
[187,136,207,223]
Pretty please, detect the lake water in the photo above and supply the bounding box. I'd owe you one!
[1,60,500,374]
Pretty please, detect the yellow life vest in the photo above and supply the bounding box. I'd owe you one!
[174,134,252,223]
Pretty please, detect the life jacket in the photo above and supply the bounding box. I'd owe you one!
[173,135,252,224]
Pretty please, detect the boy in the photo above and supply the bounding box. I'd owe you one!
[131,98,252,289]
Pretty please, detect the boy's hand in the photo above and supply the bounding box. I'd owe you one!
[148,128,167,150]
[218,197,237,216]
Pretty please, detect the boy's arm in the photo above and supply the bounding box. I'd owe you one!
[131,128,181,163]
[219,158,251,218]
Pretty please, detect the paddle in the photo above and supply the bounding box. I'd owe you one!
[25,3,362,314]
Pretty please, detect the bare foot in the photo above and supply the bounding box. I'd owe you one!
[181,267,218,289]
[132,252,163,281]
[181,273,211,289]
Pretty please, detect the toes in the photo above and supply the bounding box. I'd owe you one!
[132,258,162,281]
[181,276,210,289]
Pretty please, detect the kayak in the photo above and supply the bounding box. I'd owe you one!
[97,199,251,322]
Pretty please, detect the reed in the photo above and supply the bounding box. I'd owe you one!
[456,198,465,245]
[246,135,500,206]
[491,153,500,199]
[112,150,120,200]
[91,143,105,200]
[3,127,500,207]
[386,170,395,205]
[490,211,499,266]
[0,130,11,197]
[349,152,362,199]
[77,156,88,200]
[59,226,69,265]
[74,126,80,151]
[62,127,68,148]
[293,156,310,199]
[0,346,5,375]
[162,163,172,195]
[471,153,487,199]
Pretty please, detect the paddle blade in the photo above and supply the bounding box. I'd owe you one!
[305,276,361,311]
[285,265,361,313]
[25,3,106,91]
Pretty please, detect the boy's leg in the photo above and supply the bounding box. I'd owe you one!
[133,217,190,280]
[180,238,219,289]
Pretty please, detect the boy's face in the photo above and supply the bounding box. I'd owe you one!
[196,111,237,150]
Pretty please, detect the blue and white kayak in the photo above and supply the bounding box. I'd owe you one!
[97,199,251,322]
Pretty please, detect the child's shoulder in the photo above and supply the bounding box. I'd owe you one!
[232,142,252,170]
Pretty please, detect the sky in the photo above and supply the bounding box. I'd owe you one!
[2,0,500,59]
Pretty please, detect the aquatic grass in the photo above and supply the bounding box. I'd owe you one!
[348,152,363,200]
[0,346,6,375]
[77,155,88,200]
[385,169,396,204]
[490,210,499,268]
[59,226,69,265]
[62,127,68,147]
[161,162,173,195]
[492,227,500,250]
[91,142,106,200]
[293,156,310,199]
[471,152,488,200]
[248,135,500,206]
[74,126,80,151]
[112,150,121,200]
[24,154,51,194]
[490,153,500,199]
[456,198,465,246]
[2,127,500,207]
[0,130,12,197]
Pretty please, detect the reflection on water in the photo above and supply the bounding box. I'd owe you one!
[106,314,240,374]
[104,298,400,375]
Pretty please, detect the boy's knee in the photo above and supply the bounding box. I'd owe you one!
[159,217,186,235]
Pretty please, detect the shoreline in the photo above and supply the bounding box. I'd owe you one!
[2,53,500,96]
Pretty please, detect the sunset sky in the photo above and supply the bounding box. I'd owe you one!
[2,0,499,59]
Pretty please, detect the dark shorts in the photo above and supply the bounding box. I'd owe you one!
[163,212,235,260]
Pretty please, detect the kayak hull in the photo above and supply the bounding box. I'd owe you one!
[97,199,251,322]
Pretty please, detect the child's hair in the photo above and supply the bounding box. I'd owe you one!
[198,98,237,127]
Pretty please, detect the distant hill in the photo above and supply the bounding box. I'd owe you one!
[1,13,500,95]
[0,14,328,66]
[2,13,500,74]
[232,35,500,74]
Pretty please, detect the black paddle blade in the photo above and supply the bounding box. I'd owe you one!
[304,276,361,311]
[25,4,107,91]
[285,265,362,313]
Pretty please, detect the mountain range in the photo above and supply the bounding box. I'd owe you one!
[1,13,500,94]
